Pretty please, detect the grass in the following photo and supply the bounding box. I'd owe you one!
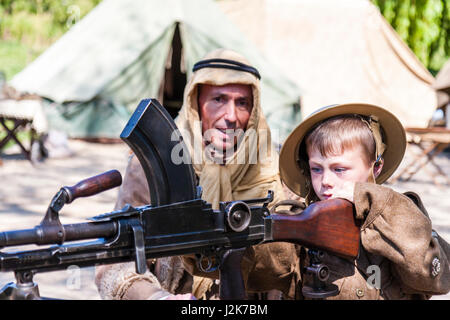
[0,39,43,81]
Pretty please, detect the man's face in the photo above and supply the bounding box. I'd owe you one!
[308,145,373,201]
[198,83,253,151]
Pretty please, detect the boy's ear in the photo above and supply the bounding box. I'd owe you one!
[373,158,384,179]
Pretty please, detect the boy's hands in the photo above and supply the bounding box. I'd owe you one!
[331,181,355,203]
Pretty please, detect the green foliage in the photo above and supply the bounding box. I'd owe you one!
[0,39,41,80]
[372,0,450,75]
[0,0,102,80]
[0,0,102,40]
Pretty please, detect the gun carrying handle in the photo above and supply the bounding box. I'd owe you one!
[62,170,122,203]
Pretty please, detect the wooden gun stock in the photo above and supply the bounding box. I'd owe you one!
[266,198,360,259]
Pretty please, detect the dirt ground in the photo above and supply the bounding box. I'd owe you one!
[0,139,449,300]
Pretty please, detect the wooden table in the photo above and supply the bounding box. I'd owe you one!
[0,99,48,162]
[0,117,37,160]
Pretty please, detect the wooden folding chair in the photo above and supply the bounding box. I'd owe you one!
[390,127,450,186]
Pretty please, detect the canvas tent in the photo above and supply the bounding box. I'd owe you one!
[218,0,438,129]
[10,0,301,143]
[433,59,450,108]
[433,59,450,127]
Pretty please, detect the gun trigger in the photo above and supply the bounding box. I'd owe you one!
[196,253,219,273]
[130,220,146,274]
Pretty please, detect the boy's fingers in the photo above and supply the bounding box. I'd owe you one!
[332,182,355,203]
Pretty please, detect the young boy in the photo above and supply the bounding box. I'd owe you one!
[278,103,449,299]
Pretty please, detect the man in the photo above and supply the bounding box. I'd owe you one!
[95,49,301,300]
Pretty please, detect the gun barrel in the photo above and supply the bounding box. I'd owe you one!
[0,221,117,248]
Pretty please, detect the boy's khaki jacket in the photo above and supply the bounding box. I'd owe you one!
[333,182,449,300]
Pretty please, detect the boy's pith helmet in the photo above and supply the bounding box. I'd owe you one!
[279,103,407,197]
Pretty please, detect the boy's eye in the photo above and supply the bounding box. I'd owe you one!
[310,167,322,173]
[334,167,347,173]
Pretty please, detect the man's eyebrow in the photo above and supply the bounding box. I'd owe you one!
[211,92,227,97]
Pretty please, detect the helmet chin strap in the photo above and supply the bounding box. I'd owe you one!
[368,165,377,184]
[368,154,383,184]
[360,115,385,184]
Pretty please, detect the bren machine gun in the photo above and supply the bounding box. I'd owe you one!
[0,99,360,300]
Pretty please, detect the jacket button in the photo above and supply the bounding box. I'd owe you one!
[356,288,364,298]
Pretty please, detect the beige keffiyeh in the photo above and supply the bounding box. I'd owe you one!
[175,49,297,299]
[174,48,285,209]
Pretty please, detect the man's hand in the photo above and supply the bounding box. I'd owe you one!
[165,293,197,300]
[124,280,197,300]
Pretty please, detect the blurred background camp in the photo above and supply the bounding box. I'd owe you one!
[0,0,449,299]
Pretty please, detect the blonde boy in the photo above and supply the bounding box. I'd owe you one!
[279,103,449,299]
